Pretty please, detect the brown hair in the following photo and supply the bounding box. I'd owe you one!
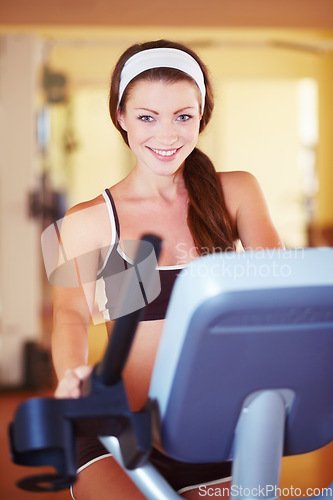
[109,39,236,253]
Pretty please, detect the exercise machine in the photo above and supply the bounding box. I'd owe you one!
[9,243,333,499]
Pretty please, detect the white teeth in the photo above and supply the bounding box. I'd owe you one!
[150,148,177,157]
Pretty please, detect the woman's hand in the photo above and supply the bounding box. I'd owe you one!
[54,365,93,399]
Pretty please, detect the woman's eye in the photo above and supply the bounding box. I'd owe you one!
[139,115,154,122]
[177,114,192,122]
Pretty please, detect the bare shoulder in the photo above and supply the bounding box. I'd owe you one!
[50,194,108,323]
[217,170,262,219]
[65,193,105,217]
[217,170,284,249]
[60,193,110,253]
[218,170,260,194]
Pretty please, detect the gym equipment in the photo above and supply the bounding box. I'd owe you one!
[9,245,333,499]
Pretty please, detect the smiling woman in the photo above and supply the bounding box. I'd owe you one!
[50,39,284,500]
[117,79,201,173]
[109,40,239,254]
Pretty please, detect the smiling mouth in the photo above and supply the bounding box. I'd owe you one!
[148,147,181,157]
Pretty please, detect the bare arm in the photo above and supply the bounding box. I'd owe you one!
[48,199,106,397]
[52,286,93,383]
[220,171,284,250]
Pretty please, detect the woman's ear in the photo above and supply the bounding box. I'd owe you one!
[117,110,127,131]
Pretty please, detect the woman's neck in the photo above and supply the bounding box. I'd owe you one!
[124,164,187,202]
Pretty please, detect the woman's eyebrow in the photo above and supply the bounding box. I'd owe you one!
[134,106,196,115]
[174,107,196,114]
[134,107,159,114]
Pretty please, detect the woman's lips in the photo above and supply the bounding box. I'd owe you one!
[148,146,182,160]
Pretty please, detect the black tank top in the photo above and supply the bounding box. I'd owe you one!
[95,189,184,321]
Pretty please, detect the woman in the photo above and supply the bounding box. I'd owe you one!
[52,39,284,499]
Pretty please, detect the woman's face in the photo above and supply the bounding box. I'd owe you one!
[117,79,201,177]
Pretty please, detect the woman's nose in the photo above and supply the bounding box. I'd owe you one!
[155,122,178,145]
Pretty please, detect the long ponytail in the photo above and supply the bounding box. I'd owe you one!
[183,148,236,253]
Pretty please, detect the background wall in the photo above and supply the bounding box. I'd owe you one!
[1,0,333,28]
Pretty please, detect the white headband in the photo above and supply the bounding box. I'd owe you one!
[118,47,206,114]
